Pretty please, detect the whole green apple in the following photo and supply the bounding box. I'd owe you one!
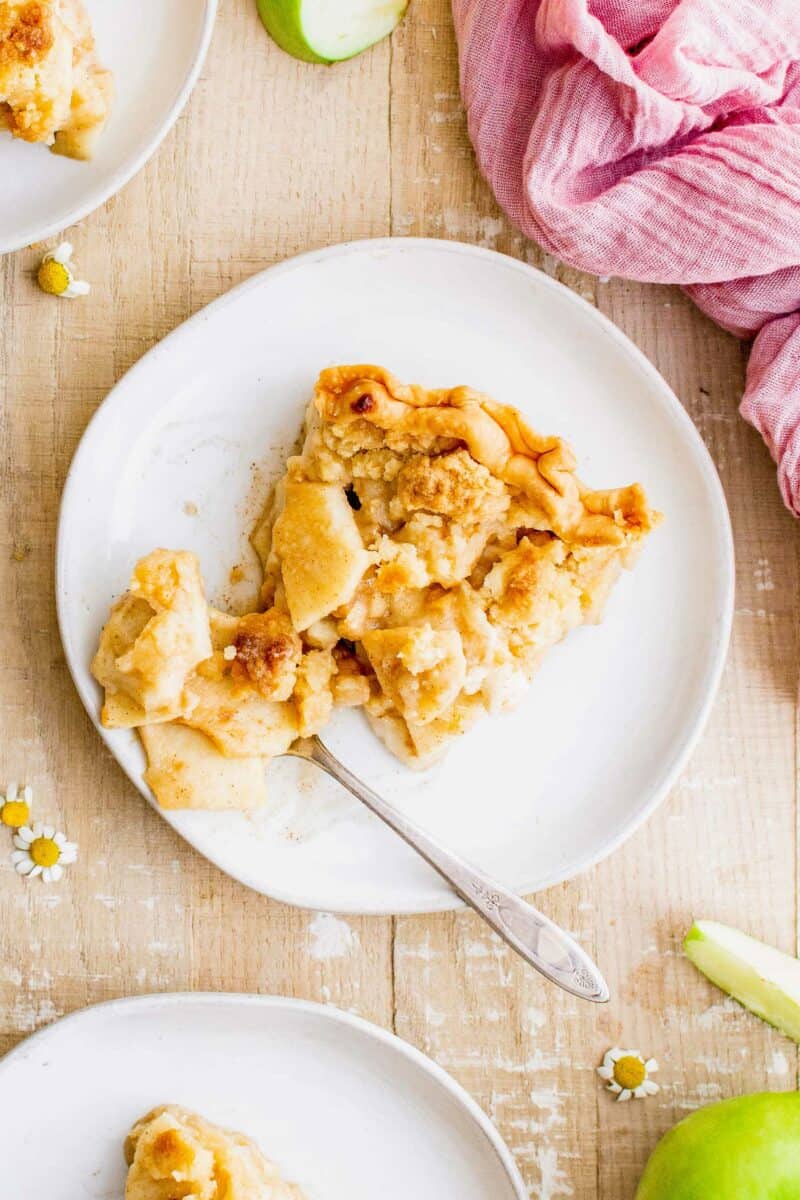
[636,1093,800,1200]
[257,0,409,64]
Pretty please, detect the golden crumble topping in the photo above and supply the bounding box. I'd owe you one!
[231,608,302,700]
[394,449,508,520]
[0,2,54,65]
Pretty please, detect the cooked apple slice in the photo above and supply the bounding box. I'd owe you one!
[91,550,212,718]
[272,481,370,630]
[140,723,266,811]
[685,919,800,1042]
[182,673,299,758]
[256,0,408,65]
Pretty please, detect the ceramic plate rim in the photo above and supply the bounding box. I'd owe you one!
[0,990,528,1199]
[0,0,218,255]
[55,237,735,915]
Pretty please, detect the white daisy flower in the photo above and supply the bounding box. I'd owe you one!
[37,242,91,299]
[0,782,32,829]
[597,1047,659,1101]
[11,822,78,883]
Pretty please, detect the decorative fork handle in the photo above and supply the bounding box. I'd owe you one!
[291,737,609,1004]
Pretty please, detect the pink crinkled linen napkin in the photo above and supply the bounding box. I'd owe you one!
[452,0,800,515]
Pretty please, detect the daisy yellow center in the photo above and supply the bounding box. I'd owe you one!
[613,1056,646,1090]
[37,259,70,296]
[1,800,30,828]
[29,836,61,868]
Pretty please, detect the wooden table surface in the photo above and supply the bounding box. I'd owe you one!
[2,2,798,1197]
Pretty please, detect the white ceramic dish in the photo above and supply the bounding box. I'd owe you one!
[57,238,734,914]
[0,992,526,1199]
[0,0,217,254]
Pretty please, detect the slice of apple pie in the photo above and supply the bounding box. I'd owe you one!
[125,1105,304,1200]
[254,364,659,768]
[91,365,658,809]
[0,0,113,159]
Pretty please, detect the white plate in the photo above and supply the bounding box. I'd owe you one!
[0,0,217,253]
[57,238,734,914]
[0,993,526,1199]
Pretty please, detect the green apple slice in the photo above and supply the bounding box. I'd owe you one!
[685,919,800,1042]
[257,0,408,64]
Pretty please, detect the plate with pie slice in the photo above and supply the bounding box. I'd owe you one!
[0,993,527,1198]
[57,238,734,913]
[0,0,216,253]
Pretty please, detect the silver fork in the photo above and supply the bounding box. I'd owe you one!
[286,737,609,1003]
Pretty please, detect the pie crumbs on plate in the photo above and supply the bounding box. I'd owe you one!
[124,1105,303,1199]
[91,365,660,809]
[0,0,113,160]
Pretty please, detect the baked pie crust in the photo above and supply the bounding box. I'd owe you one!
[0,0,113,159]
[124,1105,303,1200]
[92,365,658,808]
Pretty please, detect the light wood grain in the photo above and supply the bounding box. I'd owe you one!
[1,2,798,1198]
